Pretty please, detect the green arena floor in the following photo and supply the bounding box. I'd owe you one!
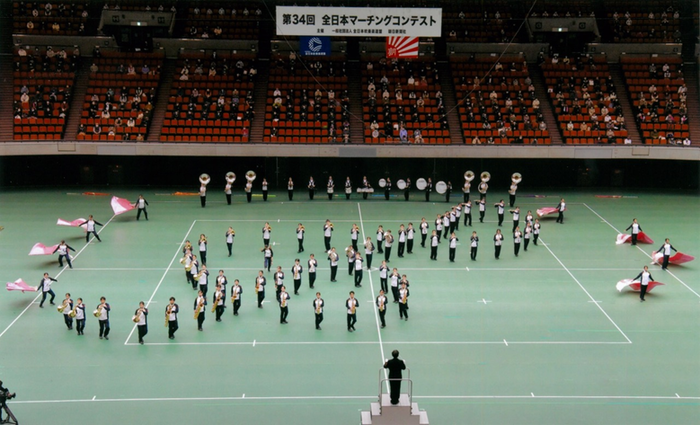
[0,187,698,424]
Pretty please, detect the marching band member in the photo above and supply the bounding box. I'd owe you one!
[225,227,235,257]
[96,296,110,340]
[351,224,360,251]
[225,179,233,205]
[434,214,443,243]
[135,194,149,220]
[449,232,459,262]
[278,286,290,324]
[376,290,388,328]
[323,220,334,253]
[296,223,305,252]
[494,229,504,259]
[556,198,566,224]
[53,240,75,268]
[308,176,316,200]
[245,179,253,203]
[362,176,370,200]
[166,297,179,339]
[183,240,193,254]
[403,178,411,201]
[231,280,242,315]
[200,183,207,207]
[494,200,505,227]
[188,254,199,290]
[463,179,471,203]
[60,293,73,329]
[656,238,677,270]
[419,218,429,248]
[509,207,520,233]
[261,245,273,272]
[376,225,385,254]
[449,207,457,233]
[74,298,85,336]
[445,181,452,203]
[397,224,407,258]
[379,260,389,293]
[384,230,394,262]
[533,219,541,245]
[476,199,486,223]
[346,291,358,332]
[345,245,356,276]
[262,222,272,246]
[406,223,415,254]
[633,265,654,302]
[478,180,488,201]
[354,252,364,287]
[198,264,210,297]
[524,222,533,251]
[274,266,285,300]
[626,218,642,246]
[135,301,148,344]
[213,284,225,322]
[217,270,228,297]
[344,177,352,200]
[292,259,303,295]
[398,282,409,321]
[390,268,400,303]
[198,234,208,265]
[525,210,534,226]
[384,177,392,200]
[425,177,433,202]
[194,290,206,331]
[287,177,294,201]
[255,270,266,308]
[38,272,57,308]
[463,201,472,226]
[313,292,324,330]
[327,176,334,200]
[79,215,102,242]
[328,247,339,282]
[430,230,439,261]
[513,226,522,257]
[509,184,517,207]
[442,213,451,240]
[308,254,318,288]
[470,231,479,261]
[261,178,269,201]
[364,237,375,269]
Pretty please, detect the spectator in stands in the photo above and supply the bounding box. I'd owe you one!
[682,137,691,146]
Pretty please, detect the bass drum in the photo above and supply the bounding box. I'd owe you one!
[378,178,387,188]
[396,179,406,190]
[436,181,447,194]
[416,178,427,190]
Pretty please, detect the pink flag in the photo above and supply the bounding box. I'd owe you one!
[6,278,37,292]
[651,251,695,266]
[29,243,59,256]
[386,36,419,58]
[111,196,136,215]
[616,232,654,245]
[57,218,87,228]
[536,207,562,218]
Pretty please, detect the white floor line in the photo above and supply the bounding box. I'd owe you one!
[11,393,699,405]
[65,266,642,273]
[69,268,167,271]
[357,202,389,389]
[124,340,630,347]
[539,236,632,344]
[0,213,117,340]
[123,220,198,345]
[583,203,700,299]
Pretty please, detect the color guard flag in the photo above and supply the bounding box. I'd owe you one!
[57,218,87,228]
[536,207,561,217]
[616,279,664,293]
[651,251,695,266]
[386,36,419,58]
[616,232,654,245]
[6,278,37,292]
[29,243,58,256]
[111,196,136,216]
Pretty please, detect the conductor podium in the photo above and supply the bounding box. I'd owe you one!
[360,369,429,425]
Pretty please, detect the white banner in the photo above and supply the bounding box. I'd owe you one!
[276,6,442,37]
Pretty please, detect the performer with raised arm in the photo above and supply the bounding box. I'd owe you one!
[509,206,520,233]
[53,240,75,268]
[494,199,505,227]
[350,224,360,251]
[225,227,235,257]
[476,199,486,223]
[261,245,273,272]
[135,194,149,220]
[379,260,389,293]
[166,297,179,339]
[346,291,359,332]
[633,265,654,302]
[262,222,272,247]
[79,215,103,242]
[376,289,388,328]
[313,292,324,330]
[38,272,57,308]
[626,218,642,246]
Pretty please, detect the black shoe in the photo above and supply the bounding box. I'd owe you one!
[39,305,44,308]
[282,321,288,324]
[331,280,337,282]
[234,313,239,316]
[381,325,386,328]
[198,328,203,331]
[104,336,109,340]
[351,326,356,331]
[169,336,175,339]
[139,340,144,345]
[99,336,103,339]
[216,319,221,322]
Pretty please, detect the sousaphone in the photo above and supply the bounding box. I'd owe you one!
[199,173,211,186]
[225,172,236,184]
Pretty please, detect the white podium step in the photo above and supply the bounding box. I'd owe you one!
[359,394,429,425]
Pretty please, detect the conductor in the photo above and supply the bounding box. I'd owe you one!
[383,350,406,405]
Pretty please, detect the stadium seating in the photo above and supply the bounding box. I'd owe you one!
[12,1,90,36]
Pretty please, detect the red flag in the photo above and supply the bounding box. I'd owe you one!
[111,196,136,216]
[386,37,419,58]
